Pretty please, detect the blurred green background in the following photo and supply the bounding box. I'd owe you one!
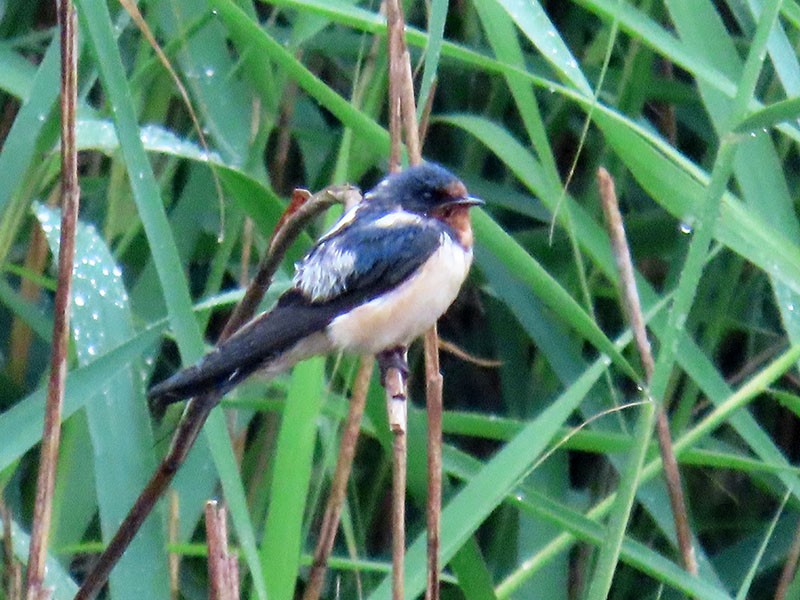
[1,1,800,598]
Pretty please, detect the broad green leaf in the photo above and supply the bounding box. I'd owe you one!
[34,203,169,598]
[259,358,326,599]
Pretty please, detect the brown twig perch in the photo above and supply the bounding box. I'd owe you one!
[384,2,410,598]
[168,492,181,600]
[384,0,445,598]
[774,515,800,600]
[25,2,79,598]
[597,167,697,575]
[205,501,240,600]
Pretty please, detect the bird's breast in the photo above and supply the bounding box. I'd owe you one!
[326,234,472,354]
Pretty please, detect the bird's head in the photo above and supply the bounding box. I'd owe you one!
[365,163,483,248]
[366,163,483,217]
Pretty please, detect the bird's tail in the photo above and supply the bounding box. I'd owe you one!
[147,293,338,407]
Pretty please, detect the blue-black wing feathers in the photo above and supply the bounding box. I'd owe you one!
[294,213,445,302]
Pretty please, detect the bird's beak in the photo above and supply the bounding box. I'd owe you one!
[446,196,484,207]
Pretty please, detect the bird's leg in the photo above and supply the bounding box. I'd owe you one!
[377,346,408,434]
[376,346,409,391]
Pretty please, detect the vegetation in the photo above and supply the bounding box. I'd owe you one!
[1,0,800,598]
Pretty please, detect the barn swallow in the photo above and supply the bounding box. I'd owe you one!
[148,163,482,404]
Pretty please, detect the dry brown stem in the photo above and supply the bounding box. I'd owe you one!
[417,79,437,148]
[303,357,374,600]
[424,327,443,600]
[205,502,239,600]
[597,167,697,575]
[221,186,359,341]
[8,222,50,385]
[384,0,443,597]
[168,491,181,600]
[25,3,79,598]
[774,515,800,600]
[384,3,411,597]
[391,428,407,600]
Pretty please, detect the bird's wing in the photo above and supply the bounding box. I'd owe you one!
[293,210,446,303]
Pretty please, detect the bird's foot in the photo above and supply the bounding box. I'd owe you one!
[376,346,409,389]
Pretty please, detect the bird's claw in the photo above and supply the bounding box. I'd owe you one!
[376,346,409,388]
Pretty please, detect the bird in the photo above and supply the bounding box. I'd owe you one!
[147,163,483,405]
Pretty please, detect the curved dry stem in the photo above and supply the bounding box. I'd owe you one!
[25,3,79,598]
[597,167,697,575]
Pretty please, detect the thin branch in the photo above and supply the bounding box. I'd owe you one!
[205,502,239,600]
[438,338,502,368]
[303,357,374,600]
[399,53,421,164]
[168,492,181,600]
[774,515,800,600]
[384,2,411,598]
[597,167,697,575]
[385,1,443,597]
[221,186,359,341]
[417,79,437,149]
[424,327,442,600]
[25,2,79,598]
[76,185,356,599]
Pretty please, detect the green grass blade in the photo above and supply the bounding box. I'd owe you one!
[734,492,789,600]
[493,0,591,95]
[417,0,448,118]
[473,210,636,380]
[734,97,800,134]
[259,358,327,599]
[0,38,60,262]
[585,401,655,600]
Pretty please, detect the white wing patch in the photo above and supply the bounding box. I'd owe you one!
[294,240,356,302]
[293,208,423,303]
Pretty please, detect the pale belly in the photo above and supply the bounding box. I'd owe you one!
[326,236,472,354]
